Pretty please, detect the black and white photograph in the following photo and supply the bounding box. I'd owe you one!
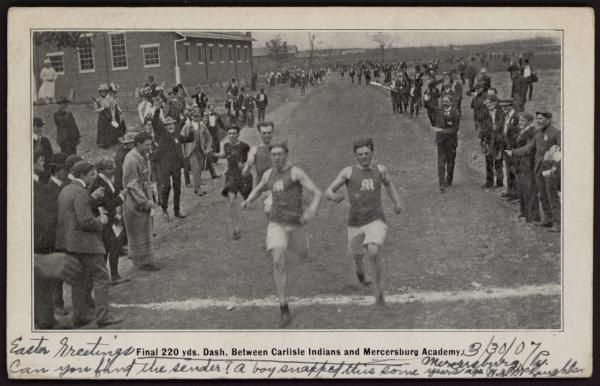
[7,6,593,380]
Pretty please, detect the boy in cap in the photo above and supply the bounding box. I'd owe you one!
[325,138,402,306]
[499,98,519,200]
[480,93,505,188]
[433,96,461,192]
[507,108,561,232]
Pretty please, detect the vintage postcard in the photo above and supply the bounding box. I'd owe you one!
[6,6,593,379]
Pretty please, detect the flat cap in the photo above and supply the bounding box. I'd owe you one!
[535,108,553,118]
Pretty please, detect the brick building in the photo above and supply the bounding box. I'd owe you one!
[32,31,254,102]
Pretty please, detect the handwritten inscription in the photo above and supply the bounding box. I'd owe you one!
[6,335,584,379]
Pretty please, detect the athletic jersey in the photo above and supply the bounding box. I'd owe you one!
[224,141,250,178]
[254,144,272,182]
[346,165,385,227]
[266,166,303,225]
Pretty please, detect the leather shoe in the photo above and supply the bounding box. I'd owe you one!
[212,174,222,179]
[175,212,186,219]
[547,225,561,233]
[111,276,130,286]
[73,316,95,328]
[97,312,125,327]
[534,221,552,228]
[139,262,162,271]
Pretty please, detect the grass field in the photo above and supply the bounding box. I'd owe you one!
[36,66,562,330]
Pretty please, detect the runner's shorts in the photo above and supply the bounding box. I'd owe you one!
[347,219,388,254]
[266,222,308,252]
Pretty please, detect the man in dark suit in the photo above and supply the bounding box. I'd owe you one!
[53,96,81,155]
[191,86,209,114]
[33,117,54,183]
[508,108,561,232]
[93,156,129,285]
[251,72,258,91]
[255,88,269,123]
[33,117,53,164]
[499,98,520,200]
[55,160,125,327]
[153,117,190,220]
[479,94,505,188]
[433,96,461,192]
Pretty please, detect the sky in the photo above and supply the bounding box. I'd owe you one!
[251,30,560,51]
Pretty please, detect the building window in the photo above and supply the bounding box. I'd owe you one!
[237,45,241,62]
[219,44,224,63]
[197,44,204,63]
[184,43,191,64]
[245,46,249,61]
[45,53,64,74]
[228,45,233,63]
[77,38,95,73]
[109,33,128,69]
[142,44,160,68]
[208,44,214,63]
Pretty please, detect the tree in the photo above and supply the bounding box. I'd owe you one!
[372,32,392,63]
[265,35,290,67]
[307,32,320,67]
[33,32,96,48]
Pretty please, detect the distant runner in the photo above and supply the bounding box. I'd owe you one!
[242,142,322,327]
[242,121,275,213]
[325,138,402,305]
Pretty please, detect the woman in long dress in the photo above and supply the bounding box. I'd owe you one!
[38,59,57,103]
[95,84,113,148]
[122,132,162,271]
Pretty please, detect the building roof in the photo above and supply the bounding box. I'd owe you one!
[175,31,253,42]
[253,45,299,57]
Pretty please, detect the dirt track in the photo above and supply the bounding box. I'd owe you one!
[107,76,560,329]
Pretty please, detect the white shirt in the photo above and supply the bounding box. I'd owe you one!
[209,114,217,127]
[523,65,532,78]
[503,110,515,135]
[33,174,39,183]
[98,173,115,194]
[258,94,265,101]
[72,177,86,188]
[51,176,63,187]
[33,133,39,141]
[138,100,154,123]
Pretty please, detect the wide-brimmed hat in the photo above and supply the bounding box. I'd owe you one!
[535,108,553,119]
[119,131,139,144]
[485,94,498,102]
[56,96,70,104]
[163,117,176,125]
[47,152,68,168]
[33,117,45,127]
[499,98,514,106]
[98,83,109,91]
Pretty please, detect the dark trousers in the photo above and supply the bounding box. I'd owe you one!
[545,172,561,226]
[485,154,504,187]
[391,93,398,113]
[102,226,121,279]
[257,108,266,122]
[427,108,437,126]
[183,158,191,185]
[505,157,518,197]
[59,142,77,156]
[350,75,355,83]
[358,76,362,85]
[71,252,110,323]
[34,270,57,328]
[517,171,540,222]
[437,140,457,187]
[535,169,553,224]
[161,166,182,214]
[527,82,534,100]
